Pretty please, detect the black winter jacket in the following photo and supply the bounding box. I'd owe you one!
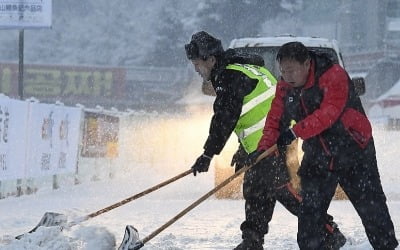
[203,49,265,157]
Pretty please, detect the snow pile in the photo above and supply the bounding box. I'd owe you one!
[1,226,115,250]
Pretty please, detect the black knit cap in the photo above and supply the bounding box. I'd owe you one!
[185,31,224,60]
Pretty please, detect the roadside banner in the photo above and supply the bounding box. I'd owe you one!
[26,103,82,177]
[0,95,29,180]
[81,112,119,158]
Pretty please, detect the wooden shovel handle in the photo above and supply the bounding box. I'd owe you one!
[85,169,193,220]
[140,144,278,245]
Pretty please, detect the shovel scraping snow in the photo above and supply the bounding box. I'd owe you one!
[15,169,192,239]
[15,212,67,239]
[118,145,278,250]
[118,225,143,250]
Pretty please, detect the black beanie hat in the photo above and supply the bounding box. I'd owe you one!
[185,31,224,60]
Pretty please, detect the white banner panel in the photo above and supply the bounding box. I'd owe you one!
[26,103,82,178]
[0,0,52,29]
[0,96,29,181]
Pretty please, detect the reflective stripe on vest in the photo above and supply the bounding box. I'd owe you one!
[226,63,277,153]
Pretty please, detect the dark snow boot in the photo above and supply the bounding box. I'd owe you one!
[324,222,346,250]
[234,229,264,250]
[233,239,263,250]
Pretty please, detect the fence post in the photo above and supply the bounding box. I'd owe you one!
[53,175,59,189]
[16,179,23,196]
[25,178,35,194]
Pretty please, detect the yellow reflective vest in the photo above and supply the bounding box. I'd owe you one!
[227,63,277,153]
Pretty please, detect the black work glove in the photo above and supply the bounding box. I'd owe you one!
[191,154,212,176]
[230,145,248,172]
[277,128,297,154]
[245,150,265,167]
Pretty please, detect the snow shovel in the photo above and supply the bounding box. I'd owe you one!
[118,144,278,250]
[14,212,68,239]
[15,169,192,239]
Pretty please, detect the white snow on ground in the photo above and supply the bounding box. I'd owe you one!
[0,126,400,250]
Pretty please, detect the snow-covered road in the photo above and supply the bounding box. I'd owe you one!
[0,128,399,249]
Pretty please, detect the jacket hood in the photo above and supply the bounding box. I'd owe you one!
[211,48,265,81]
[303,51,334,89]
[224,48,265,66]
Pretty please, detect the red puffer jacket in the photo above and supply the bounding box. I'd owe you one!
[258,53,372,169]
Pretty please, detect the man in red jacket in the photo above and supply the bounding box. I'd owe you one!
[249,41,398,249]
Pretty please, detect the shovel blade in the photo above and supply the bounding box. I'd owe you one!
[15,212,67,239]
[118,225,143,250]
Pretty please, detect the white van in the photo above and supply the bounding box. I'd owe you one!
[228,35,365,96]
[229,35,344,77]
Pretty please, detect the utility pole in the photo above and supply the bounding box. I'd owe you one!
[16,29,24,196]
[18,29,24,100]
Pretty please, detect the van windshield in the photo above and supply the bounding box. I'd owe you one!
[233,46,340,79]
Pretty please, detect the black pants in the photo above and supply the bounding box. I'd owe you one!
[297,141,398,250]
[240,155,314,241]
